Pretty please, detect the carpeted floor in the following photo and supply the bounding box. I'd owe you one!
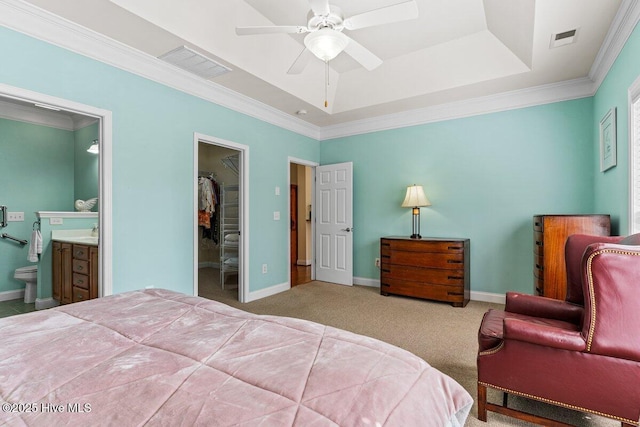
[198,268,618,427]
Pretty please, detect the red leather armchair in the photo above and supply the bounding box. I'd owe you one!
[477,233,640,426]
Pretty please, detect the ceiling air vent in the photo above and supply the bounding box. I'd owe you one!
[159,46,231,79]
[550,28,579,49]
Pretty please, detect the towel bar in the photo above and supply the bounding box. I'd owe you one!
[1,233,28,245]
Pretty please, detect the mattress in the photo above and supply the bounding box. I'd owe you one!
[0,289,472,426]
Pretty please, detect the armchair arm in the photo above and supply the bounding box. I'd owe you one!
[505,292,583,324]
[504,318,586,351]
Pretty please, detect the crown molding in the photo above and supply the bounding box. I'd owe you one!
[589,0,640,88]
[0,0,320,140]
[319,77,597,140]
[0,0,635,142]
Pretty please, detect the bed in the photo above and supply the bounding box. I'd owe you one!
[0,289,472,426]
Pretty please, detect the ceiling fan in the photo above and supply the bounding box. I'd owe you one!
[236,0,419,74]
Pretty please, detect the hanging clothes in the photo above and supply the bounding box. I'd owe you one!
[198,175,219,244]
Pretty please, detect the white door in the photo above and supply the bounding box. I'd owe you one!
[315,162,353,285]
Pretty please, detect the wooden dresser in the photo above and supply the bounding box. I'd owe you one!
[533,214,610,300]
[380,237,470,307]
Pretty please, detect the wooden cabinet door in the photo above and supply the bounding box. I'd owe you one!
[52,241,72,304]
[90,246,99,299]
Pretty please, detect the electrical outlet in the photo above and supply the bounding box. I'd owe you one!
[273,211,280,220]
[262,264,268,274]
[7,212,24,221]
[50,217,63,225]
[375,257,381,268]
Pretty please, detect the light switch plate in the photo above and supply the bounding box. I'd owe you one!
[273,211,280,220]
[50,217,63,225]
[275,186,280,196]
[7,212,24,221]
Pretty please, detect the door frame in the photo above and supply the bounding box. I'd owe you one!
[288,157,318,287]
[0,83,113,299]
[194,133,249,302]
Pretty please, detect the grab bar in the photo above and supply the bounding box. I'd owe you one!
[0,206,6,228]
[1,233,28,245]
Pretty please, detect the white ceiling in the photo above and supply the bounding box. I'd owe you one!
[14,0,626,129]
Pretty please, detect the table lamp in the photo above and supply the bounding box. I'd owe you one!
[401,185,431,239]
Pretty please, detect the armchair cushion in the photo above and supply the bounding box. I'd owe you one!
[505,292,583,324]
[478,308,580,352]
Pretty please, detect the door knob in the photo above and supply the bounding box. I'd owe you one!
[341,227,353,232]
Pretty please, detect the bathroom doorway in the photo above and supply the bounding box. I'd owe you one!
[0,84,112,305]
[289,159,317,287]
[194,134,247,302]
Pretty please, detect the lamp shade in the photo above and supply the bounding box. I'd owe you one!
[304,28,349,62]
[401,185,431,208]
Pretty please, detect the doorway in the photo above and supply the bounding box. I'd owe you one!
[194,134,247,302]
[0,84,112,303]
[289,159,316,287]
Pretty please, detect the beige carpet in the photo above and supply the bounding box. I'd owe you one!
[198,268,617,427]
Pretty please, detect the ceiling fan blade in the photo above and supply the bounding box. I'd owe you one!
[236,26,308,36]
[287,48,314,74]
[343,36,383,71]
[344,0,419,31]
[308,0,330,16]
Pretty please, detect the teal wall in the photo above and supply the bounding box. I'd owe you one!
[0,26,319,297]
[593,21,640,234]
[1,17,637,299]
[0,118,74,293]
[321,99,595,294]
[74,122,99,206]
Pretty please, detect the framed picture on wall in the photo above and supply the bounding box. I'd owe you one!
[600,107,617,172]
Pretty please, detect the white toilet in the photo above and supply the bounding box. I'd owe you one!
[14,265,37,304]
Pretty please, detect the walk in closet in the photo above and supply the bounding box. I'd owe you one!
[197,141,240,299]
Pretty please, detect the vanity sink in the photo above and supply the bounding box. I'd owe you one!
[70,236,99,245]
[51,229,99,246]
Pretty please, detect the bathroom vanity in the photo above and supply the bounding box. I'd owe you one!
[52,235,98,304]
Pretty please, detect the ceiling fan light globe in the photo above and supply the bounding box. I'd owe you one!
[304,28,348,61]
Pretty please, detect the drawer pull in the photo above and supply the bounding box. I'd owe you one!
[381,255,390,259]
[447,260,463,264]
[535,264,543,270]
[447,246,461,250]
[535,241,543,246]
[534,221,542,227]
[448,276,464,280]
[76,294,84,300]
[381,269,391,273]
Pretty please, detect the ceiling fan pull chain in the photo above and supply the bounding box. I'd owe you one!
[324,60,329,108]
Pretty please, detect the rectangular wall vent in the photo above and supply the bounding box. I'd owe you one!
[159,46,231,79]
[550,28,579,49]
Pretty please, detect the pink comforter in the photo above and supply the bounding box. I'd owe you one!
[0,289,472,426]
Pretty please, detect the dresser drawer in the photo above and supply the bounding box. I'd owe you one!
[381,238,464,254]
[382,264,464,286]
[381,278,465,303]
[72,272,89,289]
[381,249,464,269]
[72,244,89,260]
[72,286,90,303]
[72,259,89,274]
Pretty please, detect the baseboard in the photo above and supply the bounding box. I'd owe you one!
[0,288,24,302]
[296,259,312,266]
[353,276,380,287]
[245,281,289,302]
[35,298,59,310]
[469,291,506,305]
